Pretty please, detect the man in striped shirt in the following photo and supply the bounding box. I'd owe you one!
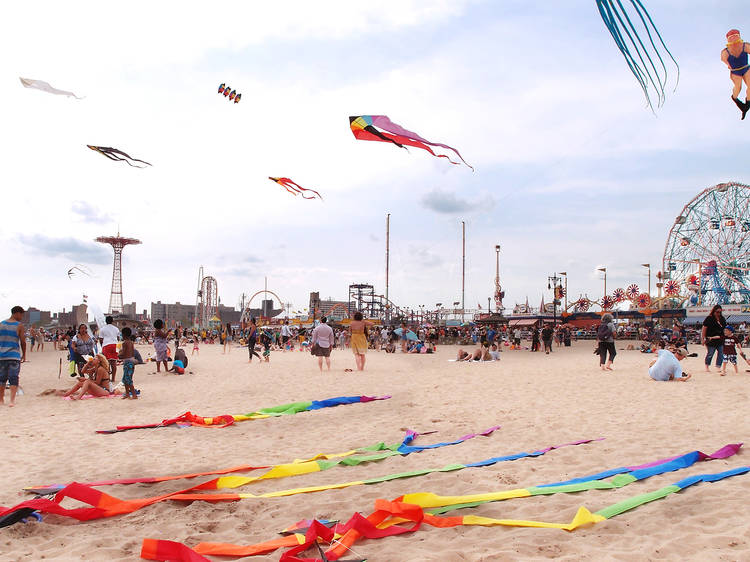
[0,306,26,407]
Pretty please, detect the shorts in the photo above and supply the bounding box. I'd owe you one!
[122,361,135,385]
[725,354,737,365]
[313,345,331,357]
[102,344,118,362]
[0,360,20,387]
[282,335,290,343]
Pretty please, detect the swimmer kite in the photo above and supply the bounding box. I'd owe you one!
[86,145,152,168]
[722,29,750,119]
[269,177,323,200]
[19,77,82,99]
[595,0,679,111]
[218,83,241,104]
[349,115,473,170]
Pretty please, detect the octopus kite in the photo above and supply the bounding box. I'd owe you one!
[595,0,679,111]
[86,146,152,168]
[349,115,473,170]
[217,83,241,104]
[722,29,750,119]
[269,177,322,200]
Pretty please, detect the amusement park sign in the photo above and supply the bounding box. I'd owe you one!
[685,304,750,318]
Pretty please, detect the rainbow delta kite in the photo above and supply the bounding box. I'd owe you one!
[138,443,744,561]
[349,115,473,170]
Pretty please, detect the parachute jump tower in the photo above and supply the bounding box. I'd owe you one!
[95,232,141,314]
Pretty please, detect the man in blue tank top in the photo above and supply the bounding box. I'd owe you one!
[721,29,750,119]
[0,306,27,407]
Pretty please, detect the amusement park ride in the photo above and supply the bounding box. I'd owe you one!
[194,266,218,328]
[562,182,750,313]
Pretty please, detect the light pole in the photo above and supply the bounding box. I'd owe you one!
[597,267,607,298]
[641,263,651,297]
[548,273,561,326]
[461,221,466,323]
[494,244,503,313]
[385,213,390,321]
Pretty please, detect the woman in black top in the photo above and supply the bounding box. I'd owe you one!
[701,305,726,372]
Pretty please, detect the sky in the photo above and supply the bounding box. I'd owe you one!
[1,0,748,319]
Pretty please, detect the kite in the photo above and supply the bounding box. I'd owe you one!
[139,443,743,561]
[595,1,679,111]
[19,77,82,99]
[721,29,750,119]
[67,265,93,279]
[96,395,390,433]
[218,83,241,103]
[269,177,323,200]
[3,434,595,528]
[25,426,501,496]
[349,115,473,170]
[86,146,151,168]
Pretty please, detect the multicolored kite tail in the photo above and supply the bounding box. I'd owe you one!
[595,0,679,111]
[139,444,743,561]
[1,435,594,528]
[24,425,501,495]
[86,145,152,168]
[269,177,323,200]
[95,395,390,434]
[349,115,473,170]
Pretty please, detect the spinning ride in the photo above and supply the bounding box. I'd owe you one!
[663,181,750,306]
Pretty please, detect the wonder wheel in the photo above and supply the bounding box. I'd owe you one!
[663,181,750,305]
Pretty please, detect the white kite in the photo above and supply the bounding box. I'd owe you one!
[19,77,83,99]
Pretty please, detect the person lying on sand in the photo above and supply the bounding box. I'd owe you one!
[648,347,691,381]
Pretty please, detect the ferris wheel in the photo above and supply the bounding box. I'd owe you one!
[662,181,750,306]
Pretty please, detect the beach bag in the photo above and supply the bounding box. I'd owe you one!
[597,323,612,341]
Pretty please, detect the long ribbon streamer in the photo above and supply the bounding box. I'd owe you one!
[143,444,741,561]
[25,426,501,496]
[0,436,595,528]
[95,395,391,433]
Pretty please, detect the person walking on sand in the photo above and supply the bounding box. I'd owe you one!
[597,313,617,371]
[152,319,169,373]
[311,316,335,372]
[247,317,261,363]
[541,323,554,354]
[98,316,120,382]
[349,312,370,371]
[223,323,233,354]
[701,304,726,373]
[0,306,26,407]
[280,320,292,351]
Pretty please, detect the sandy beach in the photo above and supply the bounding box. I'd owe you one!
[0,341,748,561]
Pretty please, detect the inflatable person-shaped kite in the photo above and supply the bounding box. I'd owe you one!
[721,29,750,120]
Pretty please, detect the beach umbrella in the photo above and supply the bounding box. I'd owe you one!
[393,328,418,341]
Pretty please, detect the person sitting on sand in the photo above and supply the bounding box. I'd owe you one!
[489,343,501,360]
[384,340,396,353]
[64,354,114,399]
[648,347,691,381]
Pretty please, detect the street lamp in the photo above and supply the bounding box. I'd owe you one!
[599,267,607,297]
[547,273,561,325]
[641,263,651,297]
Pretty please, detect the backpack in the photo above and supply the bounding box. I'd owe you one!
[597,322,613,341]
